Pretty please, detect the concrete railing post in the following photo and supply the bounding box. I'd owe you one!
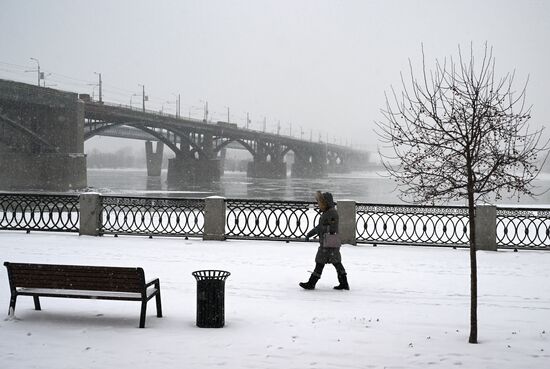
[79,193,102,236]
[475,204,497,251]
[203,196,226,241]
[337,200,356,245]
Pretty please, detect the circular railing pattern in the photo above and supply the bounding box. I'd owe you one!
[0,193,79,232]
[226,199,320,240]
[101,196,204,236]
[2,192,550,250]
[356,203,469,247]
[496,207,550,249]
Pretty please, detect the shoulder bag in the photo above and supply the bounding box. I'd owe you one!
[322,226,341,248]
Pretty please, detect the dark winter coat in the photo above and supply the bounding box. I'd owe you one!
[306,192,341,264]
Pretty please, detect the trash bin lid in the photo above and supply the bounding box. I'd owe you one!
[192,270,231,281]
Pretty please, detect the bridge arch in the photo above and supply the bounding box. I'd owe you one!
[213,138,257,158]
[84,121,210,159]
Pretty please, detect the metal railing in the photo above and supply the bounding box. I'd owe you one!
[100,195,205,237]
[0,193,79,232]
[1,192,549,250]
[226,199,320,240]
[356,203,470,247]
[496,207,550,249]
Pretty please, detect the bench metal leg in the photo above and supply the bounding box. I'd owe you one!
[155,292,163,318]
[139,301,147,328]
[33,296,41,310]
[8,294,17,315]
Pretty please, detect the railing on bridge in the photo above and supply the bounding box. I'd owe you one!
[1,192,550,250]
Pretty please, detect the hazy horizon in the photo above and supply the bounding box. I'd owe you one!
[1,0,549,155]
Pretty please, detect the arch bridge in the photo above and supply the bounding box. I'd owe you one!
[0,79,370,191]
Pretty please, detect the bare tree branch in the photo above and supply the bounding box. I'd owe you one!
[376,44,549,343]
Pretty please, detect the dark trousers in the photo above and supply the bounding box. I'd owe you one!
[312,262,346,278]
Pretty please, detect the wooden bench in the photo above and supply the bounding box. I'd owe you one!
[4,262,162,328]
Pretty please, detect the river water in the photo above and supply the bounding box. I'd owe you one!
[87,168,550,206]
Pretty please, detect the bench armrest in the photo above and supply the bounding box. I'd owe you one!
[145,278,160,288]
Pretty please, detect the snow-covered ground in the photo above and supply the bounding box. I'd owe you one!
[0,232,549,369]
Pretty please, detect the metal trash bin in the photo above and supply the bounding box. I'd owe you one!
[192,270,231,328]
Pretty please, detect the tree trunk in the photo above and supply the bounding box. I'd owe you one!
[468,189,478,344]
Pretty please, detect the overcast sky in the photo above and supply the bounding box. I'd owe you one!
[1,0,549,153]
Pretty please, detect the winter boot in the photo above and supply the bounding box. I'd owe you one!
[333,273,350,290]
[299,274,320,290]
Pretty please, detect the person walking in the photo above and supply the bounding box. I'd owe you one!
[299,191,349,290]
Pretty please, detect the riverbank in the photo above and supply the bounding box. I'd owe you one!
[1,232,549,368]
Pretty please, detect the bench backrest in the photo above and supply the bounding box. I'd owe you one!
[4,262,146,293]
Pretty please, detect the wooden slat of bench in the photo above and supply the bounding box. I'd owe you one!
[7,263,145,292]
[11,273,143,283]
[8,264,142,274]
[10,277,144,292]
[10,270,142,280]
[10,269,142,280]
[8,264,142,276]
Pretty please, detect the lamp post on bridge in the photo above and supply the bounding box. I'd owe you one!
[169,93,181,118]
[225,106,230,123]
[200,100,209,122]
[94,72,103,103]
[138,83,148,112]
[26,58,42,87]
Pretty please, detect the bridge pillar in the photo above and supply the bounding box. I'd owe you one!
[247,159,286,179]
[167,156,221,185]
[219,148,227,171]
[327,157,351,174]
[291,149,327,178]
[0,80,87,191]
[145,141,164,176]
[246,142,287,179]
[347,152,371,171]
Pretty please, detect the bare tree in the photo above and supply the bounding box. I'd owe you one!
[377,44,548,344]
